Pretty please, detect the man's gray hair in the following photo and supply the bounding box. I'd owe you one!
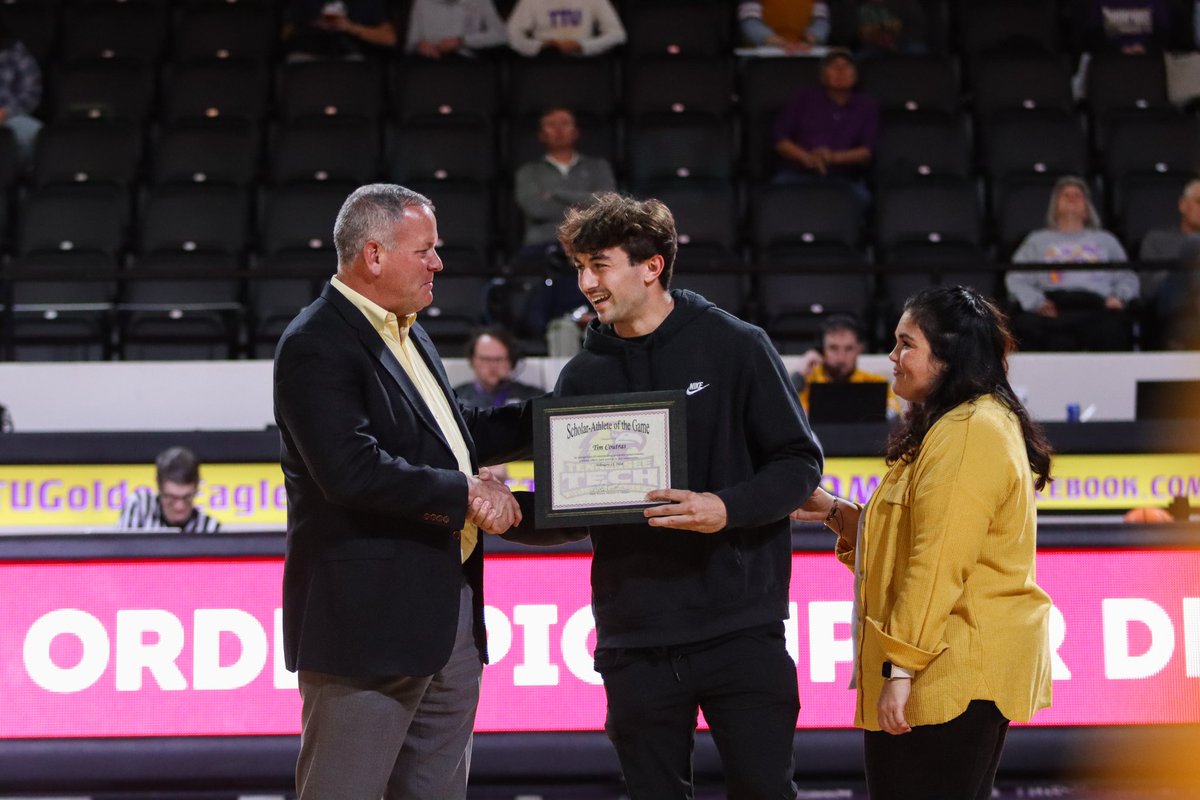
[1181,178,1200,202]
[333,184,434,266]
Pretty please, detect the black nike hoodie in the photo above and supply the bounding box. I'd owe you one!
[553,289,825,648]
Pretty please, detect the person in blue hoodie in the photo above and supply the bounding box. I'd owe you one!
[513,192,824,799]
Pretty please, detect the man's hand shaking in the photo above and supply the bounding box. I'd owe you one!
[466,467,522,535]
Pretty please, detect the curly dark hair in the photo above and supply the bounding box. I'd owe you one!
[885,286,1053,491]
[557,192,677,288]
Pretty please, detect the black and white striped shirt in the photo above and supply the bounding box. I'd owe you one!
[115,488,221,533]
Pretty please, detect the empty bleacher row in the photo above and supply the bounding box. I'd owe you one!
[0,0,1196,360]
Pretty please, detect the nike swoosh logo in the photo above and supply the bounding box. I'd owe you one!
[686,383,709,396]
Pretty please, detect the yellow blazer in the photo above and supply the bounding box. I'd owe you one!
[838,395,1053,731]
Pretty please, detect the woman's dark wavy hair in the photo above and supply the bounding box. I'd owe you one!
[885,286,1053,491]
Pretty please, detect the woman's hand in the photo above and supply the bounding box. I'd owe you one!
[789,486,835,523]
[877,679,913,735]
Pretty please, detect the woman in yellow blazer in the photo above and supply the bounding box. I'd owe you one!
[793,286,1054,799]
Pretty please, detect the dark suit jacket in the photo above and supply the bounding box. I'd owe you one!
[274,282,532,678]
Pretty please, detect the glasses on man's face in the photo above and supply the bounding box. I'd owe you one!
[160,489,198,505]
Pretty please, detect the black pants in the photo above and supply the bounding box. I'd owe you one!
[1011,307,1133,351]
[595,623,800,800]
[863,699,1009,800]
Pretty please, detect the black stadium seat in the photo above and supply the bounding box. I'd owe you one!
[151,120,260,188]
[276,60,384,122]
[270,118,382,186]
[50,60,155,123]
[751,183,864,267]
[31,119,142,189]
[386,119,494,186]
[258,183,350,272]
[60,3,168,64]
[873,115,972,188]
[627,117,735,193]
[624,56,734,124]
[18,184,128,265]
[388,59,500,124]
[171,3,277,65]
[161,61,270,125]
[138,184,250,258]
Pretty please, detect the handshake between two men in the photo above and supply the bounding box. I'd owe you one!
[465,466,523,535]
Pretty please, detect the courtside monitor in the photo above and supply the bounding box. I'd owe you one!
[807,381,889,424]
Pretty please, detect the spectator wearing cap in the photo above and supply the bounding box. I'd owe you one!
[772,48,879,210]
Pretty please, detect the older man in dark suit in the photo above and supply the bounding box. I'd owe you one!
[273,184,531,800]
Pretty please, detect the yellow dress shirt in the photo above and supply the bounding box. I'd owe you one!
[837,395,1053,730]
[332,276,478,562]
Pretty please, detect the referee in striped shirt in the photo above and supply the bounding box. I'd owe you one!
[116,446,221,533]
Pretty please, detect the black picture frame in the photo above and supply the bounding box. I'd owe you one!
[533,390,689,528]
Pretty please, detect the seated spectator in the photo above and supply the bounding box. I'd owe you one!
[513,106,613,339]
[792,314,900,418]
[116,447,221,533]
[1140,178,1200,346]
[506,0,626,57]
[405,0,507,59]
[454,326,543,410]
[1163,237,1200,348]
[1007,176,1140,351]
[1081,0,1170,54]
[1140,178,1200,262]
[515,107,616,257]
[0,16,41,168]
[282,0,398,61]
[738,0,830,52]
[773,48,879,210]
[856,0,928,58]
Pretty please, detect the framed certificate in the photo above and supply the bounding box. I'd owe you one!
[533,391,689,528]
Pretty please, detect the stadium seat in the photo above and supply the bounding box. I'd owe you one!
[151,120,260,188]
[388,58,500,124]
[277,60,384,122]
[386,118,494,185]
[269,117,382,186]
[161,61,270,125]
[171,2,276,64]
[750,183,865,267]
[873,115,972,188]
[31,119,142,189]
